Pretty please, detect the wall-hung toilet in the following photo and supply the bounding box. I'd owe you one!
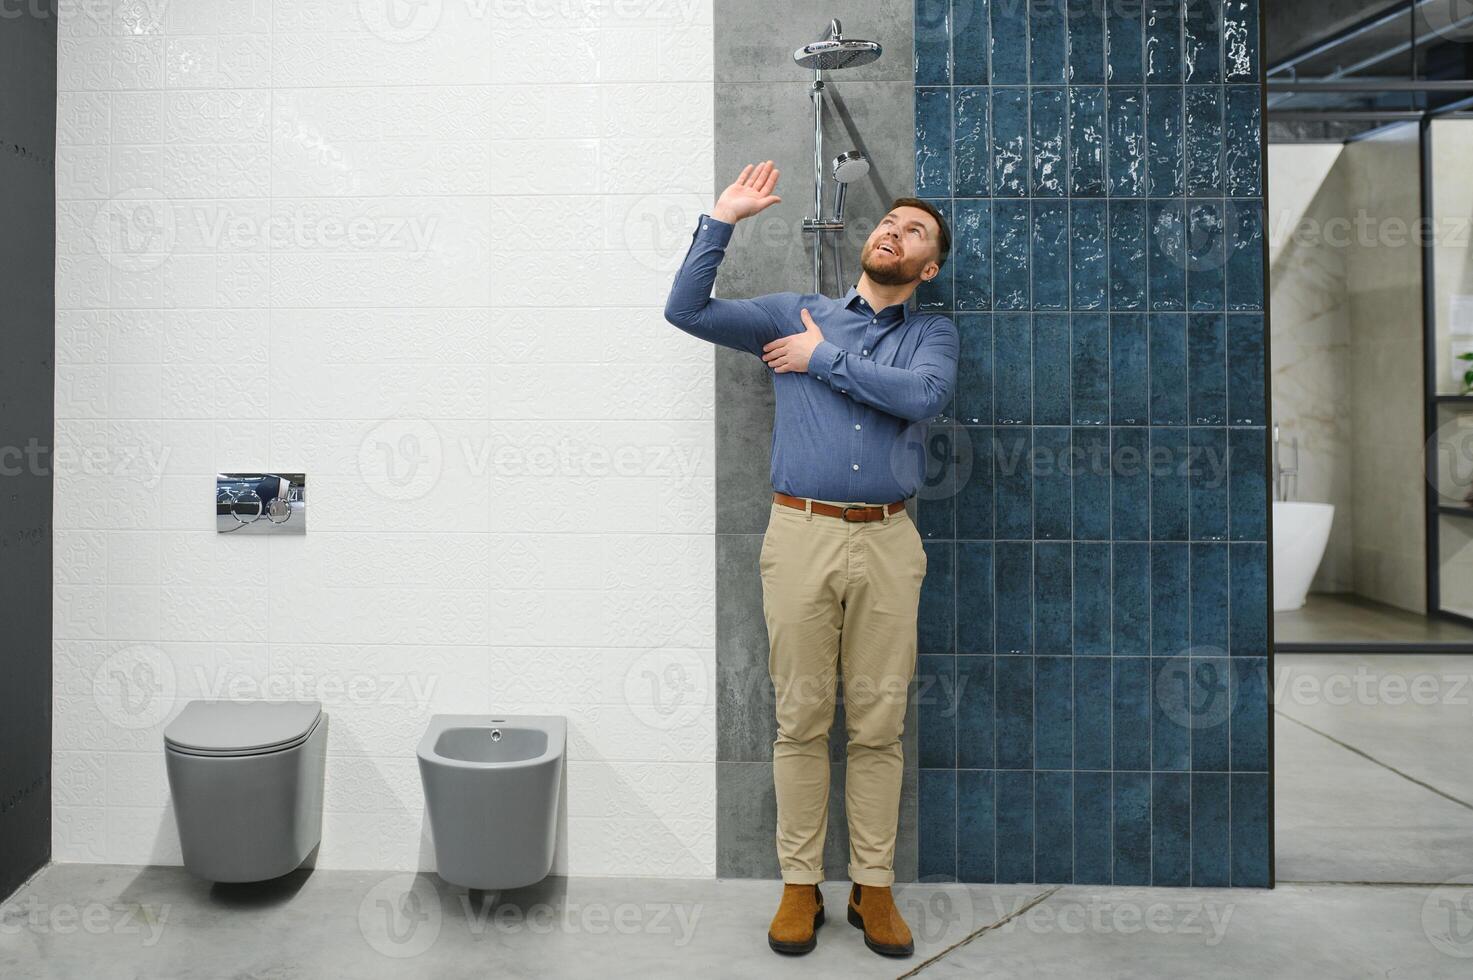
[163,700,327,883]
[418,715,565,890]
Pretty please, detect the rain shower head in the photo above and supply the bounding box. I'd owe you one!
[794,19,882,71]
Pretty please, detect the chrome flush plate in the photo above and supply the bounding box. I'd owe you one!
[216,473,306,534]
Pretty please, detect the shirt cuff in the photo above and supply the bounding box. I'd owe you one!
[694,214,734,247]
[810,339,844,384]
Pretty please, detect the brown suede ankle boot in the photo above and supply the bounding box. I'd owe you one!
[767,883,824,955]
[847,884,914,957]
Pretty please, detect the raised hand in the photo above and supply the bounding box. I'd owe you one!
[712,161,782,224]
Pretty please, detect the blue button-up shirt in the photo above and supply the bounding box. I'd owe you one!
[664,215,959,503]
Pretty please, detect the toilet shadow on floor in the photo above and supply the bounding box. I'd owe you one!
[452,873,571,919]
[206,846,318,908]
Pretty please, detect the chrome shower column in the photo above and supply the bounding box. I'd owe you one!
[793,19,880,295]
[810,70,824,293]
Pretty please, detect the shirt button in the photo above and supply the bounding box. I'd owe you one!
[701,223,708,229]
[871,318,877,324]
[854,424,861,430]
[852,464,859,471]
[862,349,869,355]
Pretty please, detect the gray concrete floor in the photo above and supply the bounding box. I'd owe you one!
[4,653,1473,978]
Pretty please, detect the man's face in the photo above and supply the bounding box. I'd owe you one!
[859,206,942,287]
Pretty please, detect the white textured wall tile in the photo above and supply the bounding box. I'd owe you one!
[53,752,106,807]
[563,817,715,878]
[106,751,171,808]
[54,532,108,586]
[564,761,715,820]
[52,807,109,864]
[164,0,272,36]
[55,1,716,878]
[107,806,181,866]
[56,93,110,145]
[57,147,110,197]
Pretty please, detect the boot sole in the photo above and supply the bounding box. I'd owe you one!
[847,905,915,958]
[768,906,824,955]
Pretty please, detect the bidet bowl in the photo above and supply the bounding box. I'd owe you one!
[416,714,566,890]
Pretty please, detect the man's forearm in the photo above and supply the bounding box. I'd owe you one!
[663,214,732,329]
[810,335,958,423]
[662,216,780,356]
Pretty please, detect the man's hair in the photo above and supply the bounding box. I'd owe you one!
[888,197,951,269]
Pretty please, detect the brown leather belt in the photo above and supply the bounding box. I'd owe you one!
[774,492,906,522]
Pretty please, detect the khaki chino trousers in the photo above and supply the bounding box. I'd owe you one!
[759,497,927,887]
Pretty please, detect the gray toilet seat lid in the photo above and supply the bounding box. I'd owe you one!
[164,700,323,757]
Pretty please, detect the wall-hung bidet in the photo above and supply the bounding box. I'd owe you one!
[163,700,327,882]
[417,715,566,890]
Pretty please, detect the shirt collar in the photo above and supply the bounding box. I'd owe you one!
[843,286,911,323]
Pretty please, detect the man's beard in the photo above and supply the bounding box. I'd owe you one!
[860,246,922,286]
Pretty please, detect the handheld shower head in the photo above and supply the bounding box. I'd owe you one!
[830,150,869,221]
[831,150,870,184]
[794,19,882,71]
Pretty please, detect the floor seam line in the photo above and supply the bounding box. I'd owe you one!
[1279,879,1473,887]
[1275,709,1473,812]
[899,885,1062,979]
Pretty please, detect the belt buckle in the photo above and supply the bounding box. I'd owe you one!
[840,505,867,522]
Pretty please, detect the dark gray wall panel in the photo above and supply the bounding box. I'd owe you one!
[0,2,56,900]
[712,0,917,880]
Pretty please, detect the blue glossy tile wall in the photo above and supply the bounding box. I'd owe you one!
[913,0,1269,888]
